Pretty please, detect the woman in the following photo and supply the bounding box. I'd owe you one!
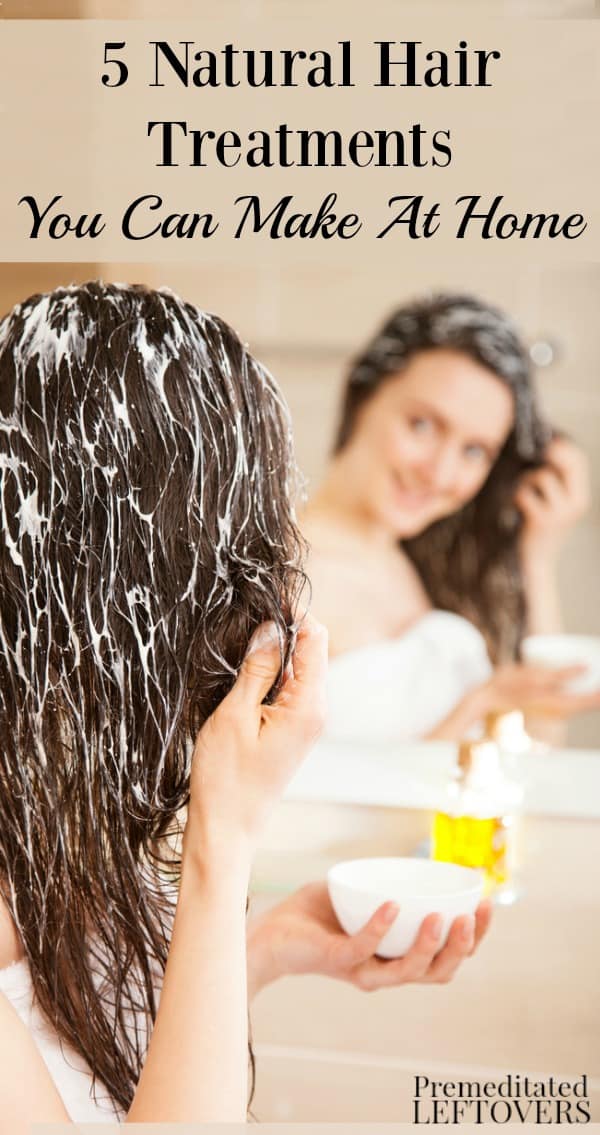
[0,283,490,1128]
[303,294,598,742]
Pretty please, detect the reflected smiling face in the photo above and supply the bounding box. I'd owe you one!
[343,348,515,538]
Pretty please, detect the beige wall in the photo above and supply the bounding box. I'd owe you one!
[81,0,598,14]
[2,0,598,16]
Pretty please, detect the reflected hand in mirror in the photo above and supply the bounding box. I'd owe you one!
[428,661,600,742]
[516,437,591,567]
[517,438,592,694]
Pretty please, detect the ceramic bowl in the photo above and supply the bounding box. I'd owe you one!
[328,857,484,958]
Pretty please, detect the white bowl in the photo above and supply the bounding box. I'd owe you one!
[327,857,484,959]
[522,634,600,695]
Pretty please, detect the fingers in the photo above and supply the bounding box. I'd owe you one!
[346,904,490,993]
[220,612,328,724]
[521,663,587,690]
[516,439,590,521]
[514,485,547,527]
[514,664,600,713]
[390,913,447,981]
[289,612,329,693]
[515,473,563,527]
[534,688,600,717]
[497,663,587,706]
[337,901,400,969]
[387,912,446,981]
[472,899,493,952]
[522,468,563,507]
[544,437,590,497]
[350,912,444,991]
[275,612,329,732]
[227,621,284,709]
[423,914,476,983]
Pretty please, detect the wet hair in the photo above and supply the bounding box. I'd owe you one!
[0,282,306,1114]
[334,294,550,659]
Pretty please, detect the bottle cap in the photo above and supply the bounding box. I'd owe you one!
[485,710,531,754]
[457,738,502,790]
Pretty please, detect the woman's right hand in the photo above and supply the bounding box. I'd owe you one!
[478,662,600,720]
[184,614,328,867]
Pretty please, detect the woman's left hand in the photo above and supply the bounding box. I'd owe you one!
[515,437,591,563]
[247,882,493,998]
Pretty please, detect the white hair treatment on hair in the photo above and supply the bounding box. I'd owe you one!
[0,281,305,1113]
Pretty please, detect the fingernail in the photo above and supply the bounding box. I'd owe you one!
[246,621,282,656]
[461,915,476,942]
[431,914,444,940]
[382,902,399,924]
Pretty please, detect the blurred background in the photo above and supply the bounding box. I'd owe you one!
[2,0,600,17]
[1,260,598,746]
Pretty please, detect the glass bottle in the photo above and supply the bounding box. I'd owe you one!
[485,709,531,776]
[431,738,523,901]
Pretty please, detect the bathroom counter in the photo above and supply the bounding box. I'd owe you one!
[283,738,600,819]
[250,791,600,1121]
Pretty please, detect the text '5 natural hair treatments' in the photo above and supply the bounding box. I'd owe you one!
[0,282,306,1113]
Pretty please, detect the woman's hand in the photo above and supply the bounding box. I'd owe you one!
[130,617,327,1123]
[428,661,600,740]
[515,437,590,566]
[185,615,328,868]
[247,883,493,997]
[515,438,590,639]
[479,662,600,720]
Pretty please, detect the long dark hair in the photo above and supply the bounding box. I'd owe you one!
[0,282,306,1114]
[334,294,550,660]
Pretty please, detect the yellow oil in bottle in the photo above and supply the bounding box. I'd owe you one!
[431,739,520,898]
[432,811,511,895]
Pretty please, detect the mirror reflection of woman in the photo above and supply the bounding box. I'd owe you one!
[303,295,597,743]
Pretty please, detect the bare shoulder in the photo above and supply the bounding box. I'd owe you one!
[0,989,70,1128]
[0,897,71,1125]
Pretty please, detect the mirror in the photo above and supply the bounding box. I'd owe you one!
[1,263,598,786]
